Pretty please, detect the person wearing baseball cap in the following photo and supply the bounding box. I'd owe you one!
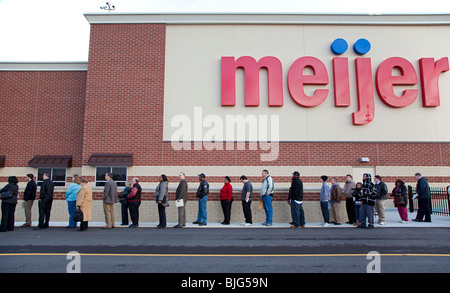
[320,175,331,227]
[193,173,209,226]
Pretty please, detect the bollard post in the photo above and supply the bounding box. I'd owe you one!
[408,185,414,213]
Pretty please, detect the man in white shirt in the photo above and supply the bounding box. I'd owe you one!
[260,169,274,226]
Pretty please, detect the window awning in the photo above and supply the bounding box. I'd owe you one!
[0,156,5,167]
[87,153,133,167]
[29,156,72,168]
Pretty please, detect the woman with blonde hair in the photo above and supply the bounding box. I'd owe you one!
[76,177,93,231]
[65,174,81,229]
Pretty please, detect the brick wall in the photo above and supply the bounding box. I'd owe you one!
[161,141,450,167]
[0,71,86,167]
[82,23,166,166]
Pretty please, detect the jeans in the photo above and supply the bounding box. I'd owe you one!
[197,196,208,223]
[355,203,361,221]
[320,201,330,223]
[290,201,305,227]
[67,200,77,228]
[359,203,374,227]
[262,195,273,224]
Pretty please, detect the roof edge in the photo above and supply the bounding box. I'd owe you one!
[0,62,88,71]
[83,12,450,25]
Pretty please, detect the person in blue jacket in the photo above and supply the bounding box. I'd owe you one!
[65,174,82,228]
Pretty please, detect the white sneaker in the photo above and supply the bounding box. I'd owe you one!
[322,222,329,227]
[399,220,408,224]
[244,223,253,227]
[379,221,386,225]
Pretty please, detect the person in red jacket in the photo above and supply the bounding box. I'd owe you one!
[220,176,234,225]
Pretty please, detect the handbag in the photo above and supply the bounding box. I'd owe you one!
[1,190,13,200]
[396,195,405,205]
[259,200,264,210]
[73,208,84,222]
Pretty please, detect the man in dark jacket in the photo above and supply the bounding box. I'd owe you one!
[414,173,431,222]
[0,176,19,232]
[288,171,305,228]
[358,173,377,229]
[194,173,209,226]
[174,172,188,228]
[21,174,37,227]
[35,173,54,230]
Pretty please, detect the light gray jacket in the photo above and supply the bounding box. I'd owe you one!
[320,182,330,202]
[155,181,169,202]
[260,176,274,196]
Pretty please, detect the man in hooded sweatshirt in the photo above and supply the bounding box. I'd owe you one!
[358,173,377,229]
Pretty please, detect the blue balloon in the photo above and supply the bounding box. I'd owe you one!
[330,38,348,55]
[353,38,371,55]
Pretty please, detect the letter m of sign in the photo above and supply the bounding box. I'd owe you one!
[221,56,284,107]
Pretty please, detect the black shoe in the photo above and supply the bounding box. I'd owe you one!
[193,221,201,224]
[198,222,207,226]
[173,225,183,228]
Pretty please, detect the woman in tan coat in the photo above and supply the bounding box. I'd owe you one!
[76,177,93,231]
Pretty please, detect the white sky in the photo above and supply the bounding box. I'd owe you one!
[0,0,450,62]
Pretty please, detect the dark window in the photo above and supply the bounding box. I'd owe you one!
[37,168,66,186]
[95,167,127,187]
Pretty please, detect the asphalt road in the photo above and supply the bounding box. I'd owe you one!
[1,226,450,274]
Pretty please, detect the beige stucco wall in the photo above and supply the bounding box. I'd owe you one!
[163,24,450,142]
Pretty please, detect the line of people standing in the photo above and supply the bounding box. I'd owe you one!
[319,172,432,228]
[0,170,433,231]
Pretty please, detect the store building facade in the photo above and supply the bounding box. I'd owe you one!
[0,13,449,223]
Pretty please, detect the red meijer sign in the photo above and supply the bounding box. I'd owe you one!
[221,55,449,125]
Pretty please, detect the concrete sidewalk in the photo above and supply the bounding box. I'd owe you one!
[15,208,450,229]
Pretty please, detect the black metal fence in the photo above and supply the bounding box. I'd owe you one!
[407,185,450,216]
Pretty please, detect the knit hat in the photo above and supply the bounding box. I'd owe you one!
[320,175,328,182]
